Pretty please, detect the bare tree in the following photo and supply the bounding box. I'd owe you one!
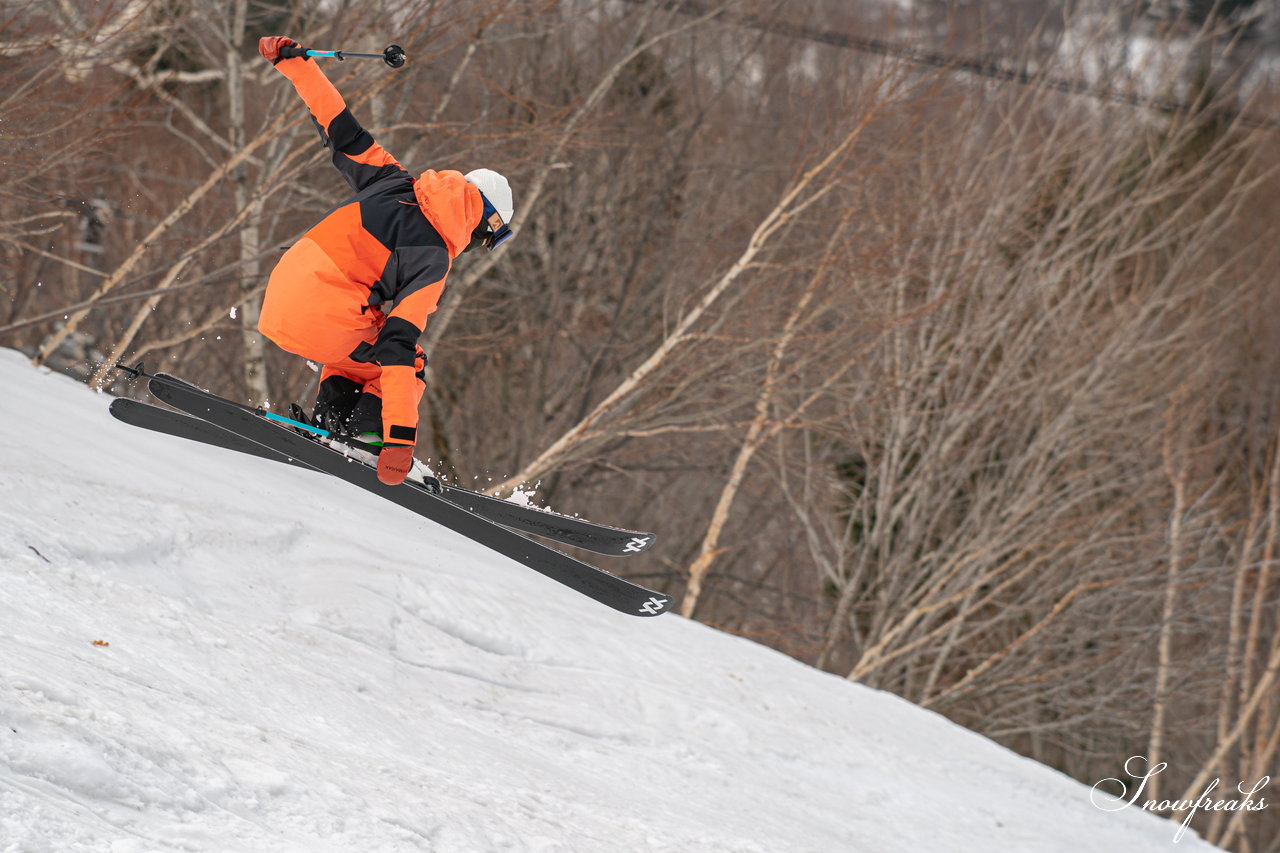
[5,3,1280,848]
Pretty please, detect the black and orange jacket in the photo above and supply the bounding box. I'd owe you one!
[258,56,484,447]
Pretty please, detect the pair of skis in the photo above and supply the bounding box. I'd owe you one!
[109,369,672,617]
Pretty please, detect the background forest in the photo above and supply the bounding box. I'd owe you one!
[3,0,1279,848]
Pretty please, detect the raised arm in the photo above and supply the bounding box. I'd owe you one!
[259,36,406,192]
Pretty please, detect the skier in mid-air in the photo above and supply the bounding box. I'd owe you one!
[254,35,514,486]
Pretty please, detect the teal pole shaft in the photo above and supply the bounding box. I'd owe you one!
[304,50,384,60]
[262,410,329,437]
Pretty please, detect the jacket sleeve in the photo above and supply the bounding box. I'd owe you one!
[275,57,406,192]
[368,246,451,446]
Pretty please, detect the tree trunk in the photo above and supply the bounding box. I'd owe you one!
[227,0,270,405]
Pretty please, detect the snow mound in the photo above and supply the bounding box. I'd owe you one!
[0,348,1208,852]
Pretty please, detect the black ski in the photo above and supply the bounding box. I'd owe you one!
[138,374,672,617]
[111,398,313,471]
[109,397,656,557]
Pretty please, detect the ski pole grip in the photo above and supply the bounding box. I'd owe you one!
[278,45,309,59]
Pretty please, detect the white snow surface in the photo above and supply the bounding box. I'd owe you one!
[0,348,1208,853]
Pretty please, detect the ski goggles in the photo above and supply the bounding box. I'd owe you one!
[480,197,513,251]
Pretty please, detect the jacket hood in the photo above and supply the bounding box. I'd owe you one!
[413,169,483,258]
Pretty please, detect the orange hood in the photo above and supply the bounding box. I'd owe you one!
[413,169,484,258]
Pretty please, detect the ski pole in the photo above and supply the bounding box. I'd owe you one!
[278,44,406,68]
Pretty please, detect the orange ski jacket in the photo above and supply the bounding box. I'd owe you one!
[258,56,484,448]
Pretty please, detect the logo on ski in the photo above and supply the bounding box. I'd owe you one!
[639,596,669,615]
[624,536,652,553]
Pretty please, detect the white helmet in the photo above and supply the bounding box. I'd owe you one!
[464,168,514,224]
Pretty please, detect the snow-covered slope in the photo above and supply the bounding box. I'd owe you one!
[0,348,1207,852]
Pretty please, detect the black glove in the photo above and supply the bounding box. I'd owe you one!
[259,36,308,65]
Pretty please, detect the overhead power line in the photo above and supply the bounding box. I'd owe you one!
[622,0,1279,130]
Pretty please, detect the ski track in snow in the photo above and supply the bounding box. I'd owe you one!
[0,349,1213,852]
